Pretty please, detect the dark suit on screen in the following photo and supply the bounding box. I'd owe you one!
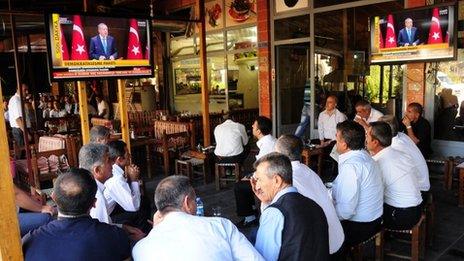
[89,35,118,60]
[398,27,420,46]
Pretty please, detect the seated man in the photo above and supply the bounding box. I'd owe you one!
[380,115,430,199]
[402,102,432,158]
[132,175,264,261]
[14,185,55,237]
[253,153,329,260]
[366,122,423,230]
[79,143,145,241]
[90,125,111,144]
[214,113,249,163]
[105,140,150,232]
[353,100,384,129]
[22,168,131,260]
[275,135,344,255]
[332,121,383,247]
[234,116,276,228]
[318,95,347,145]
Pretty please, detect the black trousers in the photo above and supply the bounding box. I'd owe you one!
[215,151,247,164]
[110,197,152,234]
[12,127,24,147]
[234,180,256,217]
[341,217,382,247]
[383,204,422,230]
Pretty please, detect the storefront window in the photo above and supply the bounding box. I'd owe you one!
[274,15,310,41]
[226,26,257,51]
[170,37,195,56]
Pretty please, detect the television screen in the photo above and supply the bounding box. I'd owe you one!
[370,3,456,64]
[45,13,153,80]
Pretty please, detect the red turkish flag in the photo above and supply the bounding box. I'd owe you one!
[384,14,397,48]
[60,26,70,60]
[428,8,443,44]
[71,15,88,60]
[379,27,385,49]
[127,19,143,59]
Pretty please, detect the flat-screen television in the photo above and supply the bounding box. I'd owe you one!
[369,3,457,64]
[45,12,153,80]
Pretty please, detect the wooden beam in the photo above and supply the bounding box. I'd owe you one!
[117,79,131,150]
[0,84,23,261]
[196,0,211,146]
[78,81,90,144]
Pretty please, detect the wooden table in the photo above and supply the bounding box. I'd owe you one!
[301,146,324,176]
[179,150,214,184]
[130,137,158,178]
[457,162,464,208]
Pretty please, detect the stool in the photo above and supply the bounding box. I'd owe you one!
[385,214,426,261]
[350,230,384,261]
[215,163,240,191]
[423,193,435,247]
[176,158,208,184]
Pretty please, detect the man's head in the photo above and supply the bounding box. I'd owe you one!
[90,126,111,144]
[405,102,423,122]
[355,100,372,119]
[275,134,303,162]
[95,95,103,103]
[154,175,197,215]
[97,23,108,38]
[253,152,292,204]
[366,121,392,155]
[379,115,399,137]
[78,143,112,183]
[325,95,338,112]
[51,168,97,216]
[405,18,413,29]
[108,140,130,168]
[252,116,272,139]
[335,121,365,154]
[18,82,28,95]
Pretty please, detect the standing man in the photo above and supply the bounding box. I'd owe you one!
[318,95,347,145]
[366,122,423,230]
[89,23,118,60]
[96,95,110,119]
[214,113,249,163]
[402,102,432,158]
[8,82,29,147]
[398,18,420,47]
[253,153,329,261]
[353,100,384,129]
[332,121,383,247]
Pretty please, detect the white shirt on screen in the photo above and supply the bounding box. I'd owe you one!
[255,135,276,161]
[332,150,383,222]
[392,132,430,191]
[214,120,249,157]
[372,146,423,208]
[318,108,347,140]
[8,93,22,128]
[97,100,110,119]
[104,164,141,212]
[291,161,344,254]
[132,211,264,261]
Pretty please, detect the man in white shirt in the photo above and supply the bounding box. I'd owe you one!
[354,100,384,129]
[332,121,383,247]
[214,114,249,163]
[275,134,344,255]
[318,95,347,144]
[234,116,276,228]
[78,143,145,242]
[96,95,110,119]
[380,115,430,198]
[132,175,264,261]
[366,121,423,230]
[8,83,29,147]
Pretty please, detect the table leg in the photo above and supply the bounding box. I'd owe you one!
[459,169,464,208]
[146,144,152,179]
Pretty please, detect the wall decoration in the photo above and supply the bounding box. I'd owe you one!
[206,0,224,31]
[225,0,257,27]
[275,0,309,14]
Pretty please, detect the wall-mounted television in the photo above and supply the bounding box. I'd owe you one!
[369,3,457,64]
[45,12,153,80]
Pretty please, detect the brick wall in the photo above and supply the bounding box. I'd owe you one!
[257,0,272,118]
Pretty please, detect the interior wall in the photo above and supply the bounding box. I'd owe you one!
[236,61,259,109]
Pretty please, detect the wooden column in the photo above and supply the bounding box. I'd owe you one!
[78,81,90,144]
[196,0,211,146]
[0,85,23,261]
[117,79,130,149]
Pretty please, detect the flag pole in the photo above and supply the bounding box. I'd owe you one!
[78,0,90,144]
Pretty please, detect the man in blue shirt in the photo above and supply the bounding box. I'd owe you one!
[22,168,131,261]
[252,153,329,261]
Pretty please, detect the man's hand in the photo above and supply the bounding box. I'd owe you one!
[122,224,146,242]
[41,205,56,216]
[404,43,410,46]
[126,164,140,182]
[109,55,115,60]
[99,55,105,60]
[402,116,411,128]
[250,176,270,205]
[354,115,369,129]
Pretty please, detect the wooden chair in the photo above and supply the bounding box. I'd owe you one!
[423,193,435,247]
[351,230,384,261]
[215,163,241,191]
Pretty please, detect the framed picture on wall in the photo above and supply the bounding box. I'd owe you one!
[275,0,309,14]
[225,0,257,27]
[206,0,224,31]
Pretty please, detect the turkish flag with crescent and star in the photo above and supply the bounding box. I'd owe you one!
[71,15,88,60]
[384,14,397,48]
[127,19,143,59]
[60,26,70,60]
[427,8,443,44]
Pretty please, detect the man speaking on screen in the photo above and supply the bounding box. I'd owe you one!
[90,23,118,60]
[397,18,420,47]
